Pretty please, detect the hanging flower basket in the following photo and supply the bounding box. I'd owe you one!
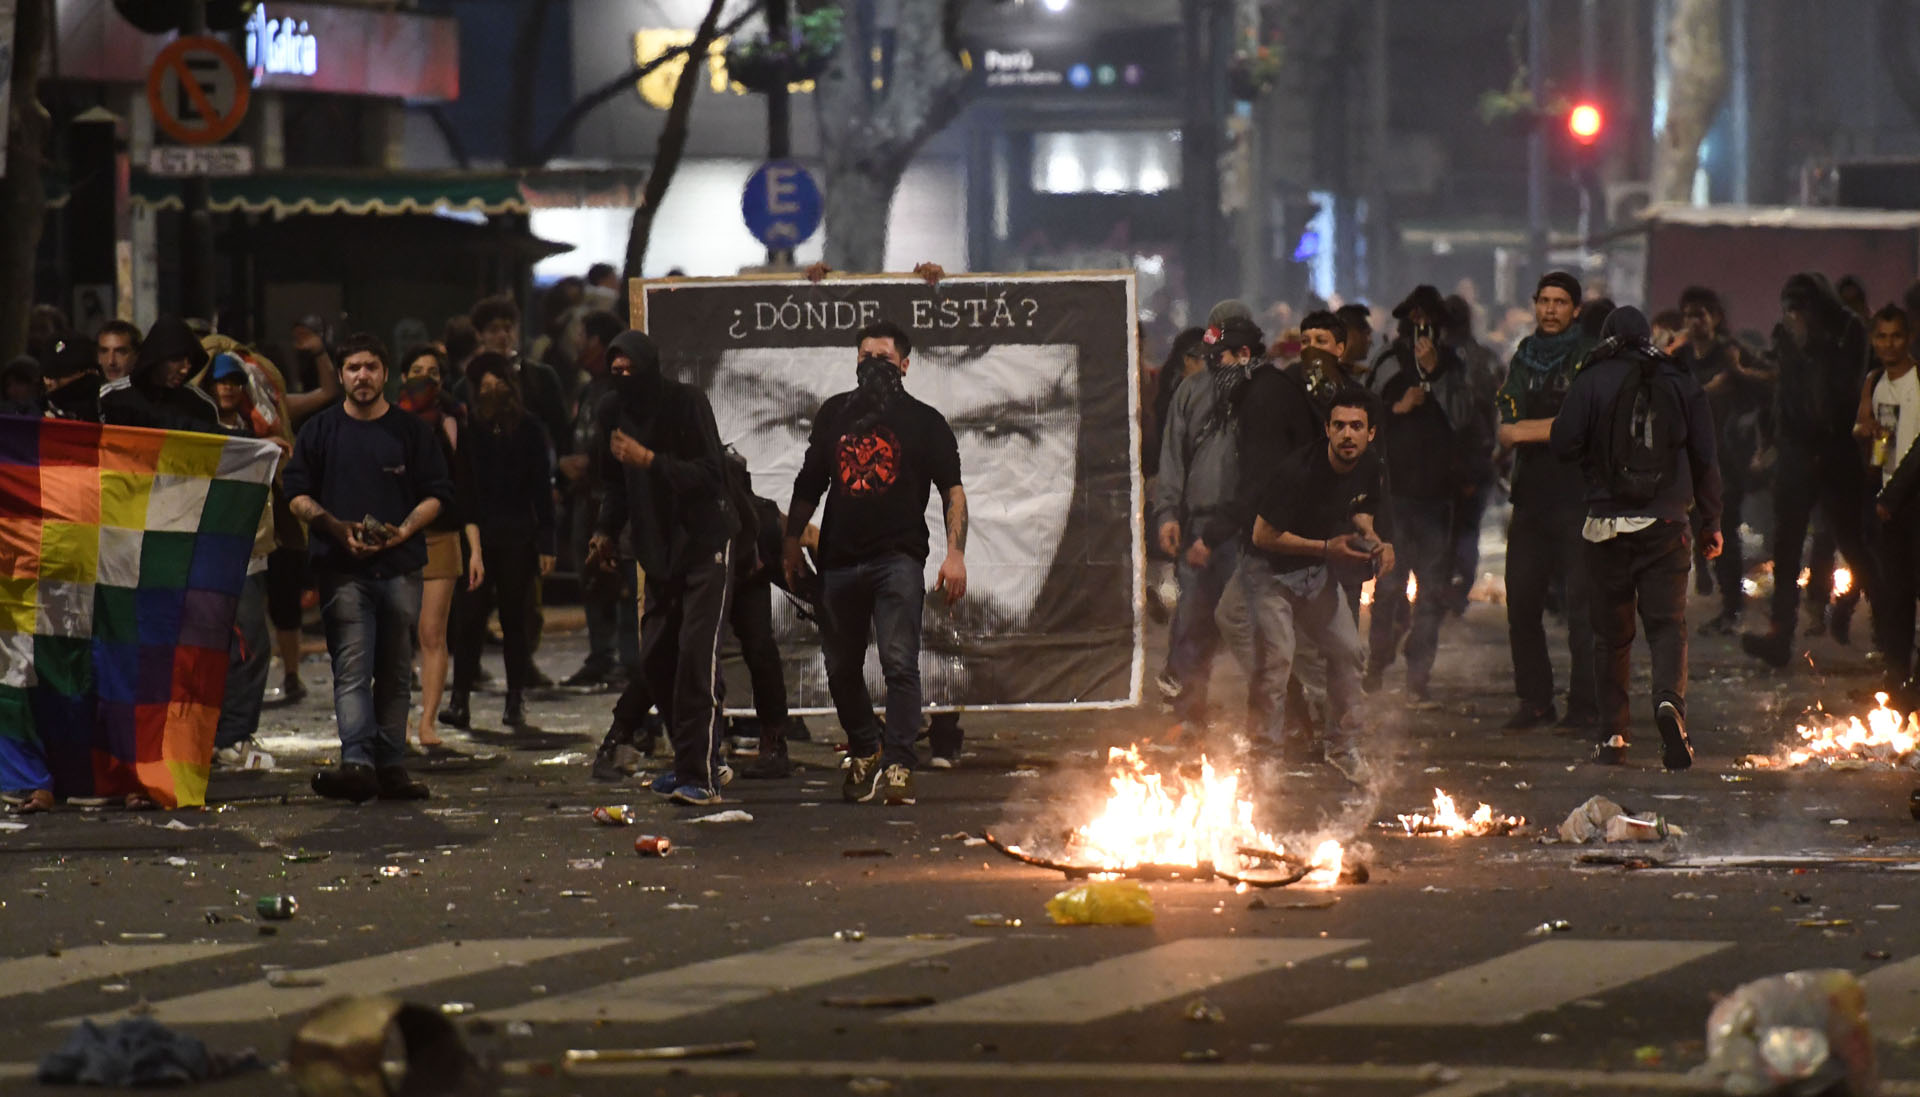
[724,7,843,93]
[1227,31,1282,102]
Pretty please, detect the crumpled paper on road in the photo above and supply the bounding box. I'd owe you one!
[1698,969,1877,1096]
[1557,795,1685,843]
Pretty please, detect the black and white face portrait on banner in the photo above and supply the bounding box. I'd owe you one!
[640,273,1141,711]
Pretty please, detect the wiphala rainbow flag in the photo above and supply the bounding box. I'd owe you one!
[0,416,279,808]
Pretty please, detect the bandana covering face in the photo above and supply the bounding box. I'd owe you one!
[848,354,906,435]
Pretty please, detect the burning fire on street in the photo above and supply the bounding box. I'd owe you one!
[986,746,1351,888]
[1742,692,1920,770]
[1389,788,1526,837]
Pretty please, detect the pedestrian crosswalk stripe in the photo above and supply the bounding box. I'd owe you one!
[492,935,984,1023]
[1291,939,1731,1027]
[62,938,624,1026]
[1866,955,1920,1040]
[889,938,1364,1025]
[0,944,258,999]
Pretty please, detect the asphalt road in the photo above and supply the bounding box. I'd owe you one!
[4,596,1920,1097]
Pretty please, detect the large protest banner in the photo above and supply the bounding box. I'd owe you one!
[635,272,1142,711]
[0,417,278,808]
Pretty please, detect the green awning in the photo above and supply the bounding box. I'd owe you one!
[129,168,649,217]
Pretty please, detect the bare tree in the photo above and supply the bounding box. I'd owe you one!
[815,0,974,272]
[624,0,730,280]
[1652,0,1727,204]
[0,0,49,359]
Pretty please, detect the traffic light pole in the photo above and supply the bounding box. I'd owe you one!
[765,0,793,268]
[180,0,217,323]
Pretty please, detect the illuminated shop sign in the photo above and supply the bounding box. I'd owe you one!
[247,5,318,82]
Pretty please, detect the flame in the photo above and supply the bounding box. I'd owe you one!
[1768,692,1920,768]
[1795,567,1852,593]
[1066,746,1343,886]
[1394,787,1524,837]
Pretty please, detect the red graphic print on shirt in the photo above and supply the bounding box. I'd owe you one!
[837,426,900,497]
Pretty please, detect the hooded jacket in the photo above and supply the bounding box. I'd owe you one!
[594,330,738,579]
[1368,337,1491,496]
[1772,272,1868,445]
[1548,307,1723,533]
[99,318,234,434]
[1152,364,1242,549]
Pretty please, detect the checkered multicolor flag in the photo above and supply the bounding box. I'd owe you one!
[0,415,279,808]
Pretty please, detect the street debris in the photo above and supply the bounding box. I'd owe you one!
[1005,768,1041,778]
[266,969,326,989]
[567,859,603,871]
[834,930,866,942]
[1698,969,1877,1097]
[663,902,699,911]
[846,1078,896,1095]
[1180,1048,1224,1063]
[1527,920,1573,936]
[632,835,672,856]
[1343,957,1369,971]
[289,995,492,1097]
[591,805,634,826]
[842,848,892,858]
[282,851,329,863]
[254,896,298,920]
[1183,997,1225,1023]
[1045,879,1155,926]
[688,810,754,824]
[966,913,1022,928]
[1556,796,1684,843]
[1390,788,1525,837]
[536,752,588,766]
[39,1018,265,1086]
[563,1040,756,1065]
[822,994,936,1009]
[159,819,195,831]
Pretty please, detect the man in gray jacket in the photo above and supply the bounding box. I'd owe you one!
[1153,312,1264,734]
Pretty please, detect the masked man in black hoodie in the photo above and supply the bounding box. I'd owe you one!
[1742,273,1879,668]
[1550,307,1721,769]
[588,330,740,806]
[99,317,226,432]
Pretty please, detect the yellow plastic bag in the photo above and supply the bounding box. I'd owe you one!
[1045,879,1155,926]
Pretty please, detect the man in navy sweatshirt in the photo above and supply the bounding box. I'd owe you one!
[1549,307,1722,771]
[284,334,454,802]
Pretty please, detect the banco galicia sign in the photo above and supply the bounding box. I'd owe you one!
[247,4,318,82]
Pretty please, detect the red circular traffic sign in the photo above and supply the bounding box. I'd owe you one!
[146,36,251,146]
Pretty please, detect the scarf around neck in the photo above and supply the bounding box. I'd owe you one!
[1514,326,1584,375]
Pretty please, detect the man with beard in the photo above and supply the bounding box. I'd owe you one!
[1364,285,1486,700]
[785,320,967,808]
[96,320,139,384]
[1743,274,1878,668]
[1153,313,1265,735]
[1674,286,1770,635]
[1246,389,1394,781]
[284,334,452,802]
[589,330,740,805]
[99,317,226,431]
[1550,307,1722,770]
[1496,272,1600,729]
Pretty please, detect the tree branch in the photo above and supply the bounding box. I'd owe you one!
[533,1,765,165]
[624,0,732,280]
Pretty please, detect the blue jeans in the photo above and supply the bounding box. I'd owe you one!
[319,571,421,769]
[215,571,271,750]
[820,553,924,770]
[1165,537,1244,724]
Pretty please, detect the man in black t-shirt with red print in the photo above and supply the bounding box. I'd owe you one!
[786,320,968,808]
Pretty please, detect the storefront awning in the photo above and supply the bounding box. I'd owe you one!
[129,168,651,217]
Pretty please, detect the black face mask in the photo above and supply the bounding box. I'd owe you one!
[849,355,905,433]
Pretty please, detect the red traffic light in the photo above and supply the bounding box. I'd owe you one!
[1567,102,1604,145]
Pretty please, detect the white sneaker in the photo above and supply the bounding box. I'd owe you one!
[212,743,246,768]
[927,755,956,770]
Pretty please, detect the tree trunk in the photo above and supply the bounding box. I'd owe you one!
[816,0,974,272]
[1652,0,1727,205]
[623,0,728,282]
[0,0,49,360]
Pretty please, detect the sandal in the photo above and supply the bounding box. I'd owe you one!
[3,789,54,814]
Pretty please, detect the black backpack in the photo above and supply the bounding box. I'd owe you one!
[1598,348,1682,506]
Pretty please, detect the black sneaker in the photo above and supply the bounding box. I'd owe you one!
[1591,734,1628,765]
[561,664,611,689]
[880,764,916,805]
[438,691,471,729]
[741,744,792,780]
[376,766,430,801]
[842,751,883,803]
[279,676,308,705]
[1503,702,1557,730]
[590,730,631,783]
[1741,631,1792,668]
[312,763,379,803]
[1655,701,1693,771]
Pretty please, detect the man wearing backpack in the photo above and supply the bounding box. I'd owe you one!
[1550,307,1723,770]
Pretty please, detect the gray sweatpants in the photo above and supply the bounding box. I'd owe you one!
[1239,555,1365,751]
